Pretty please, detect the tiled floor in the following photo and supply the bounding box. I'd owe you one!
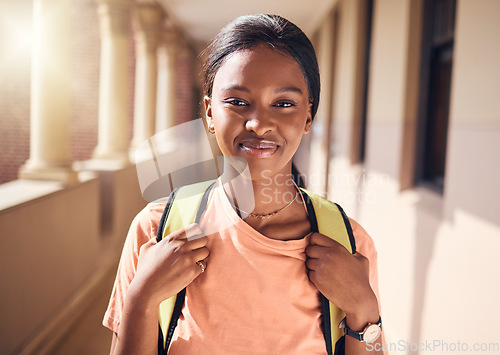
[51,272,115,355]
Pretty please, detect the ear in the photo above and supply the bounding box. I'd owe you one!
[303,102,313,134]
[204,95,214,130]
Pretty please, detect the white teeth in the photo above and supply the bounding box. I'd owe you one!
[241,141,277,149]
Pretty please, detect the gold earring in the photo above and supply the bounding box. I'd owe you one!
[208,126,215,134]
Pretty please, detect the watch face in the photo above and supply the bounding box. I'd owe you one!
[363,324,381,343]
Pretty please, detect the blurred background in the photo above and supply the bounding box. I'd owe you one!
[1,0,499,354]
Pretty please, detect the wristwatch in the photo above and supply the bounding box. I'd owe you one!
[339,316,382,343]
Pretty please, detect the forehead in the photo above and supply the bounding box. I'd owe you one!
[212,45,308,92]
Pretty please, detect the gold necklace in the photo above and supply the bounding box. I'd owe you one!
[232,190,299,219]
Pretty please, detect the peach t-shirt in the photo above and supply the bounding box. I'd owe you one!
[103,182,380,354]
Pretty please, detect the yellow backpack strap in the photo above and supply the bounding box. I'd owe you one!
[300,188,356,355]
[156,180,216,353]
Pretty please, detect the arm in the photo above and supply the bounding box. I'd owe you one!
[110,333,117,355]
[305,220,383,355]
[111,224,209,355]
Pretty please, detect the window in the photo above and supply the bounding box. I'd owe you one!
[358,0,374,163]
[416,0,457,192]
[351,0,374,164]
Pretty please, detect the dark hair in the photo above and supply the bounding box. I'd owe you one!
[202,14,321,119]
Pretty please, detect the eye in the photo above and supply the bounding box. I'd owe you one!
[226,99,248,106]
[274,101,296,108]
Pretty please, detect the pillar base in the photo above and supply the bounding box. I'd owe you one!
[91,148,131,168]
[77,157,131,172]
[19,163,80,186]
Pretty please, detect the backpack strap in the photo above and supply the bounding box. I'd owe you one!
[156,182,355,355]
[299,188,356,355]
[156,180,216,353]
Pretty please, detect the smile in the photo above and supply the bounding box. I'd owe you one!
[238,139,279,158]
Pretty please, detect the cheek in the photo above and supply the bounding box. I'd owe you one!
[284,114,309,136]
[211,105,236,128]
[211,110,236,151]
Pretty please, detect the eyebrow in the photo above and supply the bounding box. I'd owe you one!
[221,85,251,93]
[221,85,304,95]
[274,86,304,95]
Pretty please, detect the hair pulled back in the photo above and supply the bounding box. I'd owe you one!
[202,14,321,119]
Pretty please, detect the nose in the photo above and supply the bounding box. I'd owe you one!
[244,107,275,136]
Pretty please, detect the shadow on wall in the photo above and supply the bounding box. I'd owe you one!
[443,128,500,229]
[409,194,441,352]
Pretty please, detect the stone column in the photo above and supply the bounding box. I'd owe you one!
[156,28,180,133]
[92,0,133,165]
[19,0,78,185]
[130,3,165,154]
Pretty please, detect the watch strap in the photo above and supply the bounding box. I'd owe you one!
[339,316,382,342]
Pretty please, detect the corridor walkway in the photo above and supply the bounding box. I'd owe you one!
[51,269,115,355]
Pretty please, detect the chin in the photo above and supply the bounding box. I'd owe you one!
[222,153,291,180]
[248,161,292,182]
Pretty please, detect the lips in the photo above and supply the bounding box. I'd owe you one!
[238,139,279,158]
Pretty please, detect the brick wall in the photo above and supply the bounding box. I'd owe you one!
[0,0,132,184]
[0,0,195,185]
[70,0,100,163]
[0,0,105,184]
[176,52,195,124]
[0,0,32,184]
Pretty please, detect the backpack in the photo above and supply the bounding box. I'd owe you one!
[155,179,356,355]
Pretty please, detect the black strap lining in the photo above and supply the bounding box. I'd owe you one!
[301,190,357,355]
[332,204,354,355]
[300,190,319,233]
[321,294,333,355]
[195,182,216,223]
[157,326,166,355]
[334,203,356,254]
[160,182,216,353]
[156,189,179,354]
[300,190,332,354]
[334,334,346,355]
[164,288,186,350]
[156,188,179,243]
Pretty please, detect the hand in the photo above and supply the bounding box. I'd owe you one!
[130,223,210,307]
[305,233,378,324]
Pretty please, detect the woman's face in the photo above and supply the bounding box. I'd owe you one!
[205,44,312,181]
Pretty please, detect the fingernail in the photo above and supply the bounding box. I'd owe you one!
[187,224,204,241]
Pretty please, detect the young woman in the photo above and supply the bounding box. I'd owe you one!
[104,14,383,355]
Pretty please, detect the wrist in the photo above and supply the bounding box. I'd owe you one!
[126,278,163,314]
[345,295,379,332]
[341,315,382,343]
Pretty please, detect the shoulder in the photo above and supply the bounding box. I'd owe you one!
[348,217,377,258]
[129,199,168,244]
[134,199,168,224]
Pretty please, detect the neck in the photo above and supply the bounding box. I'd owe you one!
[220,161,299,217]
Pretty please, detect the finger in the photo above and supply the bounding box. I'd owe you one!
[139,237,157,253]
[305,244,324,259]
[184,235,209,251]
[309,232,340,247]
[144,237,158,247]
[190,246,210,263]
[165,223,203,242]
[192,258,209,276]
[305,258,320,271]
[185,223,204,241]
[184,260,207,284]
[195,260,207,274]
[307,269,318,285]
